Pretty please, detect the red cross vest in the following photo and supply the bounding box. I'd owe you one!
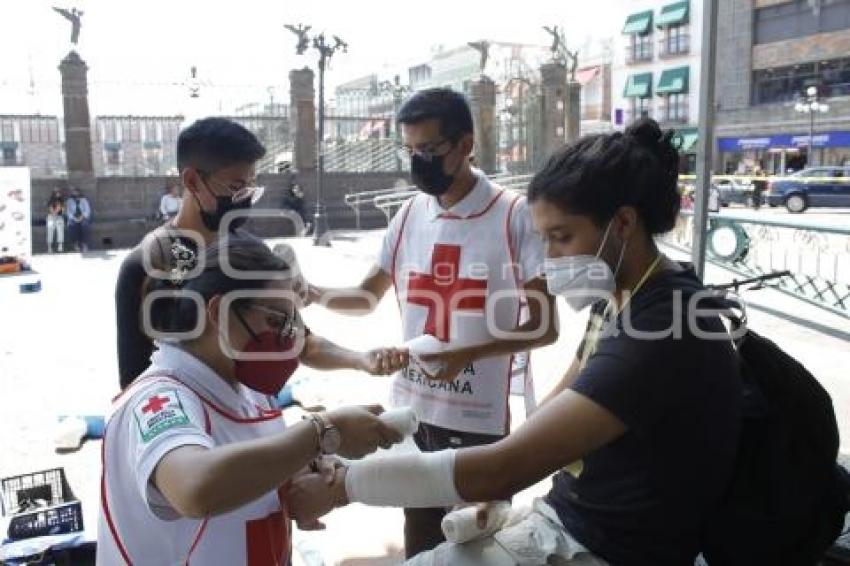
[389,181,525,435]
[98,374,291,565]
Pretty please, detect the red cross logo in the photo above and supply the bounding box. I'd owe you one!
[142,394,170,414]
[407,244,487,342]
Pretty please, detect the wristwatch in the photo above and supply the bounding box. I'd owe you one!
[306,412,341,455]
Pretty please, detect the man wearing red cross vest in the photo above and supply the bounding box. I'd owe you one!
[308,88,558,558]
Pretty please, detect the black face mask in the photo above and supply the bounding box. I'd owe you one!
[197,182,251,233]
[410,153,455,197]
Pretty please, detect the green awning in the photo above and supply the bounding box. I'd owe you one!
[657,1,689,27]
[104,141,122,151]
[657,66,690,94]
[674,128,698,153]
[623,73,653,98]
[622,10,653,34]
[0,141,18,150]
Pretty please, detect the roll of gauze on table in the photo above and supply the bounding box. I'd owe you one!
[441,502,512,543]
[379,407,419,437]
[405,334,446,378]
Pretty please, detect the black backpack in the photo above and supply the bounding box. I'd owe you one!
[701,300,847,565]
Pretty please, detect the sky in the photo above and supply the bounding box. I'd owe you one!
[0,0,621,117]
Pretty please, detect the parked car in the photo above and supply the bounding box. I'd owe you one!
[712,177,755,207]
[766,166,850,213]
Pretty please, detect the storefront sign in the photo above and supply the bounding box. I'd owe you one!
[718,131,850,151]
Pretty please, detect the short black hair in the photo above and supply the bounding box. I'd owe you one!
[527,118,681,236]
[176,117,266,173]
[397,88,474,141]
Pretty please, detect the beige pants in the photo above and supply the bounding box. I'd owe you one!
[405,499,608,566]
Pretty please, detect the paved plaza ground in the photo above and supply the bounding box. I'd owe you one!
[0,210,848,564]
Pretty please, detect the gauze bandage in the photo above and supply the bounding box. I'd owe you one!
[404,334,446,378]
[441,501,512,543]
[379,407,419,437]
[345,449,462,507]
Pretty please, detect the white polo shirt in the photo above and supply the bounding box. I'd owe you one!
[97,343,291,565]
[378,173,544,435]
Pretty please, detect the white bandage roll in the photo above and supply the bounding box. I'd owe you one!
[345,449,463,508]
[379,407,419,437]
[441,501,512,543]
[404,334,446,378]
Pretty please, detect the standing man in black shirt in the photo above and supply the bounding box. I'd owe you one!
[116,117,407,390]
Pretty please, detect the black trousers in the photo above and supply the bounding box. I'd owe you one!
[403,422,504,560]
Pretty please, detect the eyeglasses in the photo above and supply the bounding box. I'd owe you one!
[396,137,455,164]
[198,171,265,204]
[234,303,297,345]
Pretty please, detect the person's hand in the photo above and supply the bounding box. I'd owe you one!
[287,464,347,530]
[324,405,403,459]
[359,347,409,376]
[418,348,473,383]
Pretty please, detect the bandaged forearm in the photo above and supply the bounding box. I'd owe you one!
[345,449,463,508]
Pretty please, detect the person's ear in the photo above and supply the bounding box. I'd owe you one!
[457,133,474,158]
[614,206,640,242]
[181,168,202,197]
[207,294,223,331]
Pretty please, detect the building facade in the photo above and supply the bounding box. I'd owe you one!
[576,38,617,135]
[0,115,65,178]
[614,0,702,170]
[714,0,850,174]
[0,110,290,179]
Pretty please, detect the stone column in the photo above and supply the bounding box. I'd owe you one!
[467,76,499,174]
[565,80,582,143]
[59,51,94,189]
[289,68,317,171]
[540,62,568,159]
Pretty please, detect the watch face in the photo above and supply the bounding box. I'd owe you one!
[322,426,342,455]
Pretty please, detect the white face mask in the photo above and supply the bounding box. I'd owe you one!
[543,220,627,311]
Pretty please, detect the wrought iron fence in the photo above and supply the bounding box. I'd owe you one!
[322,138,403,173]
[663,212,850,318]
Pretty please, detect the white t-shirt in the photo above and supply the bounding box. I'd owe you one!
[378,173,544,435]
[97,343,291,565]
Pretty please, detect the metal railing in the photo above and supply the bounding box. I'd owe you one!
[662,212,850,318]
[346,173,535,226]
[344,187,411,229]
[323,139,403,173]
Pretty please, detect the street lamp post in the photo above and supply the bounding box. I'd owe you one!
[795,86,830,167]
[286,24,347,246]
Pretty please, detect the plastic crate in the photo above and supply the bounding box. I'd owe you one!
[1,468,83,541]
[7,500,84,540]
[1,468,74,516]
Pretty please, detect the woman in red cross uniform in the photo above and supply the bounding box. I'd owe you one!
[97,235,403,566]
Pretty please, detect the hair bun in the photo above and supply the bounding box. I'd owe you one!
[625,117,679,167]
[625,117,664,148]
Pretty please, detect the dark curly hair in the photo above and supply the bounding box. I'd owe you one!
[527,118,681,236]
